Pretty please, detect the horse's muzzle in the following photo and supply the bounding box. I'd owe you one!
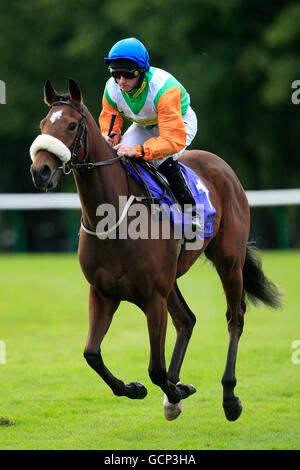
[30,164,52,189]
[30,150,62,190]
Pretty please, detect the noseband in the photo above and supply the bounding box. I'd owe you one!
[51,100,123,175]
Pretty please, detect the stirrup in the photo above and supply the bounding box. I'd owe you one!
[181,204,203,235]
[192,215,203,234]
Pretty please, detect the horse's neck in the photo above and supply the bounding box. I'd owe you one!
[73,107,128,229]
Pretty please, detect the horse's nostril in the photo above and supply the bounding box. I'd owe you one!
[31,164,53,189]
[39,164,52,182]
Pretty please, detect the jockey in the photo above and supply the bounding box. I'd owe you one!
[99,37,200,230]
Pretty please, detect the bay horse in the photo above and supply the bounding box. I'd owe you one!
[30,79,281,421]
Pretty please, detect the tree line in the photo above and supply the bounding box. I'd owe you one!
[0,0,299,195]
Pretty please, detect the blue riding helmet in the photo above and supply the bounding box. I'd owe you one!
[104,37,150,72]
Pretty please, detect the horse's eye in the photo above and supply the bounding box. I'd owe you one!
[68,122,77,131]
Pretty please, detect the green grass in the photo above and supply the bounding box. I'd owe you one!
[0,251,299,450]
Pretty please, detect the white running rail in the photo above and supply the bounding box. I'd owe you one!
[0,189,300,210]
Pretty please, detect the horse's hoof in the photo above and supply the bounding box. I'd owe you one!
[125,382,147,399]
[176,382,197,399]
[163,395,183,421]
[223,396,243,421]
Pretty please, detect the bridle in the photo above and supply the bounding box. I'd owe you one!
[50,100,123,175]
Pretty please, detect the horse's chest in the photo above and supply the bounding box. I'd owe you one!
[96,268,140,301]
[79,253,138,301]
[78,236,162,302]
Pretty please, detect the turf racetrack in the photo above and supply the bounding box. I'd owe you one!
[0,251,299,450]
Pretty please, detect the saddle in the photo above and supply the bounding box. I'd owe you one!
[121,157,216,242]
[123,158,176,206]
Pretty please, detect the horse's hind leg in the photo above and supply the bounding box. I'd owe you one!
[212,247,246,421]
[206,230,247,422]
[221,265,246,421]
[84,286,147,400]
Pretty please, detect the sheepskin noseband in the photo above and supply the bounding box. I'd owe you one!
[30,134,71,164]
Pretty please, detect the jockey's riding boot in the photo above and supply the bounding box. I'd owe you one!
[158,157,202,233]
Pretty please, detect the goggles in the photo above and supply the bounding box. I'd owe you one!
[110,70,140,80]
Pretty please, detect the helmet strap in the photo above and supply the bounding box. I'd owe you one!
[136,71,145,90]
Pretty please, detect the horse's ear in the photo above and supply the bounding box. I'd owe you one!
[68,79,82,106]
[44,80,58,106]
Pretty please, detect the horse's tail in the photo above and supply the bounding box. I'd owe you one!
[242,242,282,309]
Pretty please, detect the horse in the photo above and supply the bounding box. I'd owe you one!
[30,79,282,421]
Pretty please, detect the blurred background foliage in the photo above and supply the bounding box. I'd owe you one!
[0,0,299,250]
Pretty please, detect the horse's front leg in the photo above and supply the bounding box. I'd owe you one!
[84,286,147,400]
[167,283,196,385]
[145,292,184,420]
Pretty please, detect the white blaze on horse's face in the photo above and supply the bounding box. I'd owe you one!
[50,109,63,123]
[30,104,73,165]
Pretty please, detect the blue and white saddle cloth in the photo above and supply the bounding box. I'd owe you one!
[123,161,216,243]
